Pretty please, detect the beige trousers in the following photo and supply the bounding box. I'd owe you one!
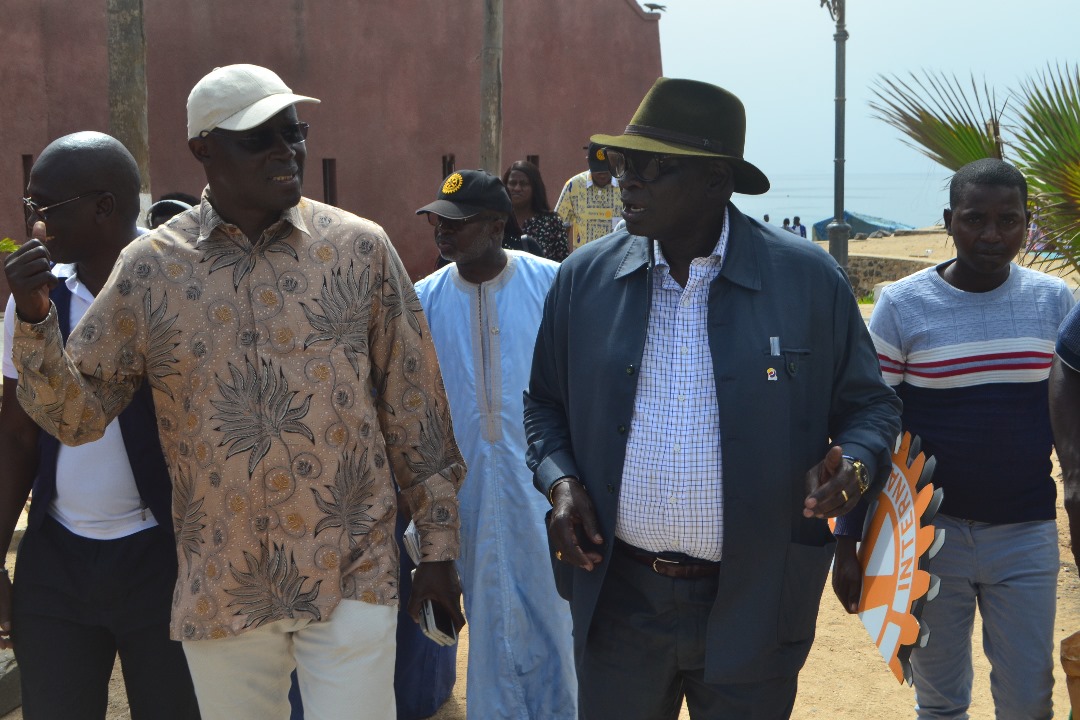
[182,599,397,720]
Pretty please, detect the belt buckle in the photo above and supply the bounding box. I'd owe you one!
[652,556,680,574]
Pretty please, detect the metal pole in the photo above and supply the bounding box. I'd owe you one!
[825,0,850,269]
[479,0,503,175]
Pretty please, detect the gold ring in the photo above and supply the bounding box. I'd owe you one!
[840,489,849,503]
[555,550,563,561]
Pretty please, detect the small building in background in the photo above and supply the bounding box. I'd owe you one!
[0,0,661,303]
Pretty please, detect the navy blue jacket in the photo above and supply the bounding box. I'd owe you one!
[31,279,173,539]
[524,203,901,683]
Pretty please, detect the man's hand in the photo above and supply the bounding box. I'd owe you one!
[548,478,604,571]
[803,445,861,518]
[408,560,466,632]
[0,571,12,649]
[3,222,57,324]
[831,535,862,614]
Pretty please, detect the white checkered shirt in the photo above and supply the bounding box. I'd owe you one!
[615,211,729,561]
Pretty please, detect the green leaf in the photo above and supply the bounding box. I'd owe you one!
[869,71,1006,172]
[0,238,19,253]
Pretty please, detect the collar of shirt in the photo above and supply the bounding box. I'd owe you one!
[195,194,310,245]
[651,206,730,277]
[52,263,95,303]
[585,175,619,189]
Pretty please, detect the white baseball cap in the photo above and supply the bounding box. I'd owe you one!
[187,64,320,139]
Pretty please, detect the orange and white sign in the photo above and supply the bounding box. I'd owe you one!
[855,432,942,684]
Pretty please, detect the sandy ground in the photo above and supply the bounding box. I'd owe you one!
[3,231,1079,720]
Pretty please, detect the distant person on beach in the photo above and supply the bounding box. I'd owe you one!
[782,217,792,232]
[763,213,770,223]
[416,170,576,719]
[833,158,1074,719]
[0,132,199,719]
[504,160,569,261]
[4,64,466,719]
[525,77,900,719]
[792,216,807,238]
[554,143,622,252]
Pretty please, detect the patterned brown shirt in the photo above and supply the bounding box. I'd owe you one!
[12,196,465,641]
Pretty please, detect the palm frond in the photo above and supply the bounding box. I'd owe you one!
[870,71,1006,171]
[1010,63,1080,276]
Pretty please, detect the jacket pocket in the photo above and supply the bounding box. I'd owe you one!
[777,540,835,644]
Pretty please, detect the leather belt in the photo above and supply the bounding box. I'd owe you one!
[615,539,721,579]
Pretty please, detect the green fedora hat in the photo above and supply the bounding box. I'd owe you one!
[591,77,770,195]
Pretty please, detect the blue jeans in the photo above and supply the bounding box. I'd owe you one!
[912,515,1057,719]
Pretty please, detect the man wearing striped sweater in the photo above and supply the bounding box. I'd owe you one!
[834,158,1074,719]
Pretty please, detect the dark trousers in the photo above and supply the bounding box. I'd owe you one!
[12,516,200,720]
[578,545,798,720]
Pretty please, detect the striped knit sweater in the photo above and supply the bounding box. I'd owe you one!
[868,261,1073,523]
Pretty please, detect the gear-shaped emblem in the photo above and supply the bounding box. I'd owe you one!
[595,148,606,161]
[856,432,943,684]
[442,173,463,195]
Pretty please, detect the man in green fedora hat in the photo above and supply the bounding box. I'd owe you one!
[525,77,901,718]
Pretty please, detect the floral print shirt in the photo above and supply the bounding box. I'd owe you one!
[11,196,465,641]
[521,212,569,262]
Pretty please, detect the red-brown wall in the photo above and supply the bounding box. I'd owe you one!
[0,0,661,304]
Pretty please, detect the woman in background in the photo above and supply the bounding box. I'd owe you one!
[503,160,569,261]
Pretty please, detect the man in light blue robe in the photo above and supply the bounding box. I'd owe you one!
[414,170,576,719]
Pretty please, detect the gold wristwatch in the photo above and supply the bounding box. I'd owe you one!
[842,455,870,495]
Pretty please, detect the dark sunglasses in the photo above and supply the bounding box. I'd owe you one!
[426,213,495,231]
[200,122,310,153]
[23,190,106,225]
[603,148,678,183]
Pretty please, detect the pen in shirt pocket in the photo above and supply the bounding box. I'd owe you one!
[769,336,780,356]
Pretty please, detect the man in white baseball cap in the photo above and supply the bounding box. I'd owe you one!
[5,63,466,720]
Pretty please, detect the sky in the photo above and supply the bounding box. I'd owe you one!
[649,0,1078,179]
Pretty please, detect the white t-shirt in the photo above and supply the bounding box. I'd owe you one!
[3,265,158,539]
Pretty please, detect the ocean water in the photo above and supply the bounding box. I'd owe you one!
[734,171,953,233]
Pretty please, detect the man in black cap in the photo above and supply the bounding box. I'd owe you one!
[553,142,623,253]
[524,78,901,717]
[414,171,576,718]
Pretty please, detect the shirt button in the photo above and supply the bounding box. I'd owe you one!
[681,346,689,355]
[607,483,615,494]
[678,394,686,402]
[668,495,677,505]
[617,425,627,434]
[490,327,500,335]
[626,365,635,376]
[673,444,681,453]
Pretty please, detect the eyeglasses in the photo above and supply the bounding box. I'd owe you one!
[22,191,106,225]
[603,148,678,183]
[200,122,310,153]
[425,213,495,232]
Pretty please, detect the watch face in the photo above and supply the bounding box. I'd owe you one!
[856,463,870,492]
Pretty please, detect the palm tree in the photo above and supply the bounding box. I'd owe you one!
[870,65,1080,276]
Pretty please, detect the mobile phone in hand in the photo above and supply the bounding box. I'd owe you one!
[420,599,458,646]
[410,568,457,646]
